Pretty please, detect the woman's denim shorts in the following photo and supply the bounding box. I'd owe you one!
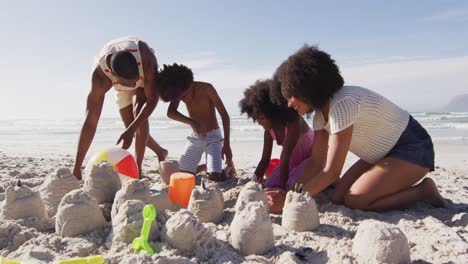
[385,115,435,171]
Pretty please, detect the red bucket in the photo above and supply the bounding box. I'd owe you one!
[265,158,280,177]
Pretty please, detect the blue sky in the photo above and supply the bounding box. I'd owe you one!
[1,0,467,118]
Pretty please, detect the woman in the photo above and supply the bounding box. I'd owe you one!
[276,45,447,211]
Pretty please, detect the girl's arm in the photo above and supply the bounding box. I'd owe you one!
[304,126,353,196]
[277,118,301,189]
[254,130,273,181]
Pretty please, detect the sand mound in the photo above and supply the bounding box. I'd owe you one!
[234,181,267,211]
[112,179,172,220]
[230,201,274,256]
[282,190,320,232]
[188,182,224,223]
[55,189,106,237]
[353,219,411,264]
[148,189,172,213]
[108,200,159,245]
[0,220,37,253]
[84,161,122,204]
[39,168,80,217]
[0,183,47,220]
[161,210,213,257]
[159,160,179,184]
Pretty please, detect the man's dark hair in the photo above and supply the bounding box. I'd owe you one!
[239,79,298,125]
[110,51,139,80]
[158,63,194,102]
[277,45,344,109]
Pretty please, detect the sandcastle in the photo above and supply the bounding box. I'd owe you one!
[55,189,106,237]
[108,199,159,245]
[84,161,122,204]
[230,201,274,256]
[112,179,172,220]
[161,210,213,256]
[234,180,268,212]
[159,160,180,184]
[353,219,411,264]
[282,185,320,232]
[0,181,48,220]
[187,181,224,223]
[39,168,80,217]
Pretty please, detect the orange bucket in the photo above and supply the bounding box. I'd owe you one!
[168,172,195,207]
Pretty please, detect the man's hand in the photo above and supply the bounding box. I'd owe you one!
[222,144,233,163]
[116,128,135,149]
[265,187,287,214]
[190,121,207,137]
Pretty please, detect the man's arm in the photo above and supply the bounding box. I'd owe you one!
[117,41,158,149]
[73,68,110,179]
[209,84,232,162]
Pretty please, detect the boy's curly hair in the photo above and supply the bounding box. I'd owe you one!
[277,45,344,109]
[158,63,194,102]
[239,79,298,125]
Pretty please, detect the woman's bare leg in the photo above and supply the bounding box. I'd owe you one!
[344,157,447,211]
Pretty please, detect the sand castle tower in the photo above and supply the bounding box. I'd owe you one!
[0,181,48,220]
[230,201,274,256]
[83,161,122,204]
[55,189,106,237]
[107,199,159,245]
[39,168,80,217]
[353,219,411,263]
[188,181,224,223]
[234,180,268,212]
[159,160,180,184]
[112,179,172,220]
[282,185,320,232]
[161,210,213,257]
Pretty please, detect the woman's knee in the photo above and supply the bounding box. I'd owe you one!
[343,193,373,210]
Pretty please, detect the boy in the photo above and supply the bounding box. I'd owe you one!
[159,64,233,181]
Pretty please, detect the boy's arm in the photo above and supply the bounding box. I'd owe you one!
[254,130,273,182]
[209,84,232,162]
[167,100,207,136]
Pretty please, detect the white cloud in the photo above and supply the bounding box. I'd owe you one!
[425,8,468,22]
[342,56,468,111]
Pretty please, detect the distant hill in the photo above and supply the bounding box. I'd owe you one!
[443,94,468,112]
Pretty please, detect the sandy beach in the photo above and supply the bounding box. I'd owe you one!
[0,141,467,264]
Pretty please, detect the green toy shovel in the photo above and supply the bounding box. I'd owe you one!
[132,204,157,256]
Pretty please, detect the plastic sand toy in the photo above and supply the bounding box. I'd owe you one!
[0,256,21,264]
[132,204,157,256]
[168,172,195,207]
[57,255,104,264]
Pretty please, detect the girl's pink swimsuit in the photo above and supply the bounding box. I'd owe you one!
[265,127,314,190]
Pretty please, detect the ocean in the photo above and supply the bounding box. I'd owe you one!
[0,112,467,157]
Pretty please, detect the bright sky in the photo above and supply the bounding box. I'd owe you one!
[1,0,467,119]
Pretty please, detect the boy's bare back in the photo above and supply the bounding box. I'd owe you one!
[182,81,220,132]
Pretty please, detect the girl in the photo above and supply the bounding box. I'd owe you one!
[277,45,447,211]
[239,79,314,191]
